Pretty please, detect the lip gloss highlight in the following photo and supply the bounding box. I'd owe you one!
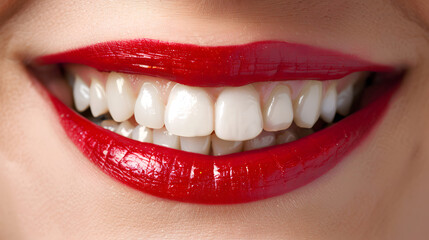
[38,39,393,87]
[40,39,399,204]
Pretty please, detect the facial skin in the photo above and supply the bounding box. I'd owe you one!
[1,0,429,239]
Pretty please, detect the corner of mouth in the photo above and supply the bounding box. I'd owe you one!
[30,38,405,204]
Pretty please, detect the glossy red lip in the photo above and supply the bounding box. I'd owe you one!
[49,82,397,204]
[39,39,399,204]
[38,39,393,87]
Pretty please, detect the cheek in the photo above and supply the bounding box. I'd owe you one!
[0,0,26,24]
[393,0,429,29]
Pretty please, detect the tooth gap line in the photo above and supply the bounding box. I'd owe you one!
[33,63,397,156]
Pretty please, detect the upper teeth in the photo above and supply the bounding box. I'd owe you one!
[134,82,165,129]
[89,78,108,117]
[263,84,294,131]
[165,84,214,137]
[215,85,263,141]
[69,66,361,155]
[293,81,323,128]
[73,76,90,112]
[320,82,337,123]
[105,72,136,122]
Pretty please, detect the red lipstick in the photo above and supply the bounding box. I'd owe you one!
[39,39,399,204]
[38,39,393,87]
[50,82,397,204]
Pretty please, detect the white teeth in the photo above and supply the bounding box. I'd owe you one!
[106,72,136,122]
[180,136,211,154]
[131,125,153,143]
[276,129,298,144]
[101,120,118,132]
[153,127,180,149]
[293,81,322,128]
[337,84,354,116]
[215,85,263,141]
[73,76,90,112]
[89,78,108,117]
[165,84,214,137]
[263,85,293,132]
[115,121,135,138]
[134,82,165,129]
[243,131,276,151]
[69,64,366,155]
[211,135,243,156]
[320,83,337,123]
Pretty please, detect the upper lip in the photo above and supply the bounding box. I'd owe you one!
[37,39,393,87]
[37,39,399,204]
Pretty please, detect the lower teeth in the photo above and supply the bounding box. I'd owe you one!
[80,84,367,155]
[64,65,373,156]
[97,118,317,156]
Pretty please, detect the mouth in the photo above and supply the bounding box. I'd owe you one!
[33,39,401,204]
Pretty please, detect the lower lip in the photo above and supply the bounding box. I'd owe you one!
[49,80,399,204]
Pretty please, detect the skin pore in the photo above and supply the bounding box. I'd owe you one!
[1,0,429,239]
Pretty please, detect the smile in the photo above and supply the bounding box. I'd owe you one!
[35,39,400,204]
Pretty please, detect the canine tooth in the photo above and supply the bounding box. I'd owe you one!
[215,85,263,141]
[101,120,118,132]
[89,78,108,117]
[180,136,211,155]
[211,135,243,156]
[134,83,165,129]
[276,129,298,144]
[73,76,90,112]
[106,72,136,122]
[243,131,276,151]
[337,84,354,116]
[165,84,214,137]
[293,81,322,128]
[153,127,180,149]
[320,83,337,123]
[263,85,293,132]
[131,126,153,143]
[115,121,134,138]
